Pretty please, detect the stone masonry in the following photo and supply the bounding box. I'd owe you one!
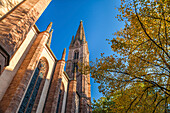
[43,49,66,113]
[0,28,50,113]
[0,0,51,73]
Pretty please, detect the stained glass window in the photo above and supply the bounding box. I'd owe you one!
[18,58,48,113]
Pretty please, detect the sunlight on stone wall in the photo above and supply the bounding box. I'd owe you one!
[0,0,23,17]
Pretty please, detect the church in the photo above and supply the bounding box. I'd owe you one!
[0,0,91,113]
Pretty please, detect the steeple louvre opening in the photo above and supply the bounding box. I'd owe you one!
[74,51,79,59]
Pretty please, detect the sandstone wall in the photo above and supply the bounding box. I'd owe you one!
[0,26,38,101]
[0,0,24,18]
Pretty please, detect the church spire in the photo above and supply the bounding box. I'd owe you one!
[75,20,86,42]
[66,21,91,112]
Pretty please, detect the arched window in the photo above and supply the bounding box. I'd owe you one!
[74,51,79,59]
[56,83,65,113]
[18,58,48,113]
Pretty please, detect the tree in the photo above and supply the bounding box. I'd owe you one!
[92,96,114,113]
[91,0,170,112]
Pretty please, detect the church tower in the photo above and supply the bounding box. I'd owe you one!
[66,21,91,113]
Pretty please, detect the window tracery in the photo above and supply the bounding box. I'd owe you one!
[18,58,48,113]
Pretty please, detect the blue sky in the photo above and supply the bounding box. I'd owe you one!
[36,0,124,101]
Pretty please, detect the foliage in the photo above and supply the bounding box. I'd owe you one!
[92,96,114,113]
[91,0,170,112]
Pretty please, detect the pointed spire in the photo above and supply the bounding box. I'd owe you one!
[61,48,66,60]
[73,67,77,80]
[47,29,53,47]
[46,22,53,32]
[75,20,86,42]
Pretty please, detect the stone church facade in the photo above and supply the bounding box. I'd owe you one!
[0,0,91,113]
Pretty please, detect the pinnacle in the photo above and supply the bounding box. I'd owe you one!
[46,22,53,32]
[70,35,74,46]
[47,29,53,47]
[61,48,66,60]
[73,67,77,80]
[74,67,77,73]
[50,29,53,36]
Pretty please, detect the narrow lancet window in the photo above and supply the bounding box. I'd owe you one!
[74,51,79,59]
[18,58,48,113]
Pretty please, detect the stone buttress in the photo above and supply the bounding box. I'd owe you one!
[66,68,77,113]
[0,23,53,113]
[43,48,66,113]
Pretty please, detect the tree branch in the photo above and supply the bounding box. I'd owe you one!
[133,0,170,59]
[126,96,138,112]
[134,76,170,96]
[133,54,170,73]
[134,85,155,107]
[146,15,170,23]
[158,19,162,47]
[152,96,170,113]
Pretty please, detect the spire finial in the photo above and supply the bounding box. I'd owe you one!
[47,29,53,47]
[73,67,77,80]
[46,22,53,32]
[61,48,66,60]
[80,20,83,25]
[75,21,86,41]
